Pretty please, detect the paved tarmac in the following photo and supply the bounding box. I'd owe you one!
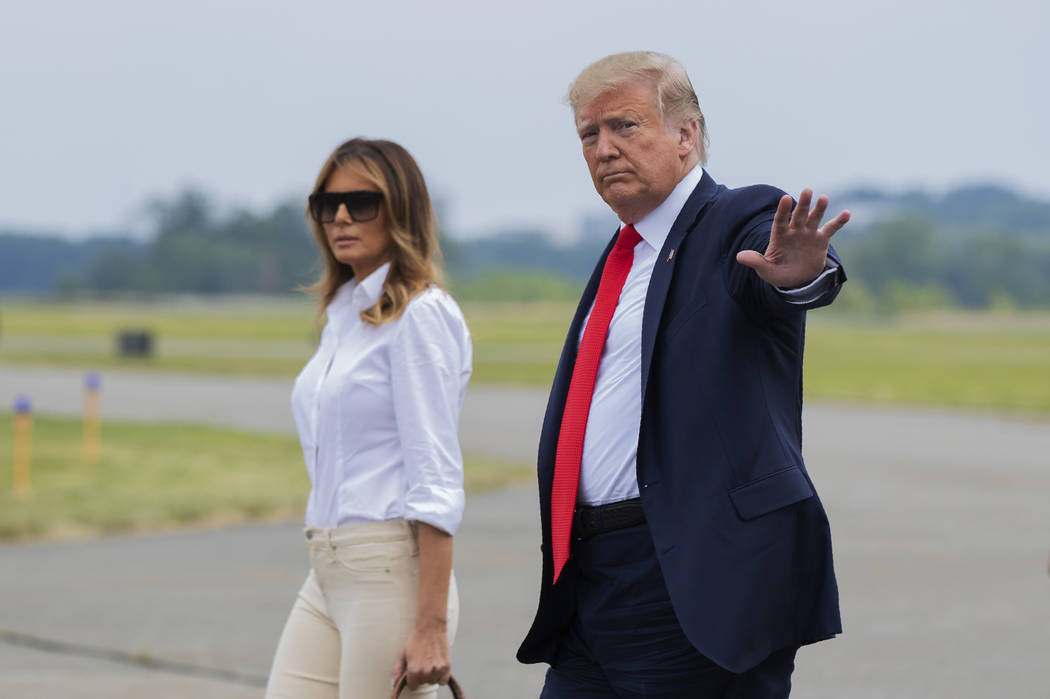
[0,484,548,698]
[0,366,545,463]
[1,366,1048,697]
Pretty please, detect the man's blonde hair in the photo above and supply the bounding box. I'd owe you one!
[567,51,708,163]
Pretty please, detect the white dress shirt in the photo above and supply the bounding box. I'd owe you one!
[578,165,837,505]
[291,262,472,535]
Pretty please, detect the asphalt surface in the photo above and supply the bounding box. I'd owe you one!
[0,484,548,698]
[0,366,545,464]
[1,366,1048,697]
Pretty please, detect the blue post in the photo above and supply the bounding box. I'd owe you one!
[83,371,102,463]
[13,394,33,494]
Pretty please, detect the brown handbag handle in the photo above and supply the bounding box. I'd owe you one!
[391,673,464,698]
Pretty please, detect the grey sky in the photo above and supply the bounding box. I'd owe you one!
[1,0,1045,240]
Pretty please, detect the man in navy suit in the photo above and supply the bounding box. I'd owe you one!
[517,51,851,697]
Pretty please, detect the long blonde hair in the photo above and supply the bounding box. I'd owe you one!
[306,138,443,325]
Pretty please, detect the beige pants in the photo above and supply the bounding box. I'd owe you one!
[265,520,459,699]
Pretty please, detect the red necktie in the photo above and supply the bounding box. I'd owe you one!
[550,224,643,583]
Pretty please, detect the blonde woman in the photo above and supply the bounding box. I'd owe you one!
[265,138,470,698]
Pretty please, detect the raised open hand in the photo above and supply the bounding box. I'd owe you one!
[735,189,850,289]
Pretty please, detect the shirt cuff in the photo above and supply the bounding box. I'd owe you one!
[404,484,465,536]
[776,261,841,305]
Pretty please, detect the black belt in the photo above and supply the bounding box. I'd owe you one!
[573,498,646,541]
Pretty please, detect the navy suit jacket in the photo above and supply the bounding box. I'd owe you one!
[517,172,844,673]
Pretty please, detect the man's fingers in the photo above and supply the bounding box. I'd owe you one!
[790,189,813,230]
[820,210,851,238]
[736,249,771,275]
[807,195,829,230]
[771,194,792,234]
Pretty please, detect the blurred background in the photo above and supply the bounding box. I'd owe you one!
[0,1,1047,697]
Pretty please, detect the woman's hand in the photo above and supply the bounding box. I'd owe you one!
[393,521,454,690]
[392,620,450,689]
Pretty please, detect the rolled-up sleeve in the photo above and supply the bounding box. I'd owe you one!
[389,293,470,535]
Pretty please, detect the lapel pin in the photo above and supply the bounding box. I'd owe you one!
[667,249,675,262]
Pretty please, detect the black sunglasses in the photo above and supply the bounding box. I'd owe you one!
[308,190,383,224]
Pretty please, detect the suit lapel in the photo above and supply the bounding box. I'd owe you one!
[640,172,720,401]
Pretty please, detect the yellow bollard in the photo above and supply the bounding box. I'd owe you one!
[83,371,101,464]
[13,394,32,496]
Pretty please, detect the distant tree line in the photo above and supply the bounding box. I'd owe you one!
[831,214,1050,313]
[52,190,322,296]
[0,234,141,294]
[1,188,606,303]
[2,183,1049,310]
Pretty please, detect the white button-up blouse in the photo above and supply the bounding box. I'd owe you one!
[291,262,472,535]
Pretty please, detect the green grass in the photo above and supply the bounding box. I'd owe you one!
[0,298,574,382]
[0,350,310,377]
[2,299,1049,415]
[1,301,1045,540]
[466,302,568,384]
[0,297,320,375]
[0,297,318,340]
[0,414,532,542]
[804,313,1050,415]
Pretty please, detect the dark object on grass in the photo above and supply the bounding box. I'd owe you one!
[116,329,154,358]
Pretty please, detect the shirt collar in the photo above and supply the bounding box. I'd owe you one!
[351,261,391,310]
[624,163,705,252]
